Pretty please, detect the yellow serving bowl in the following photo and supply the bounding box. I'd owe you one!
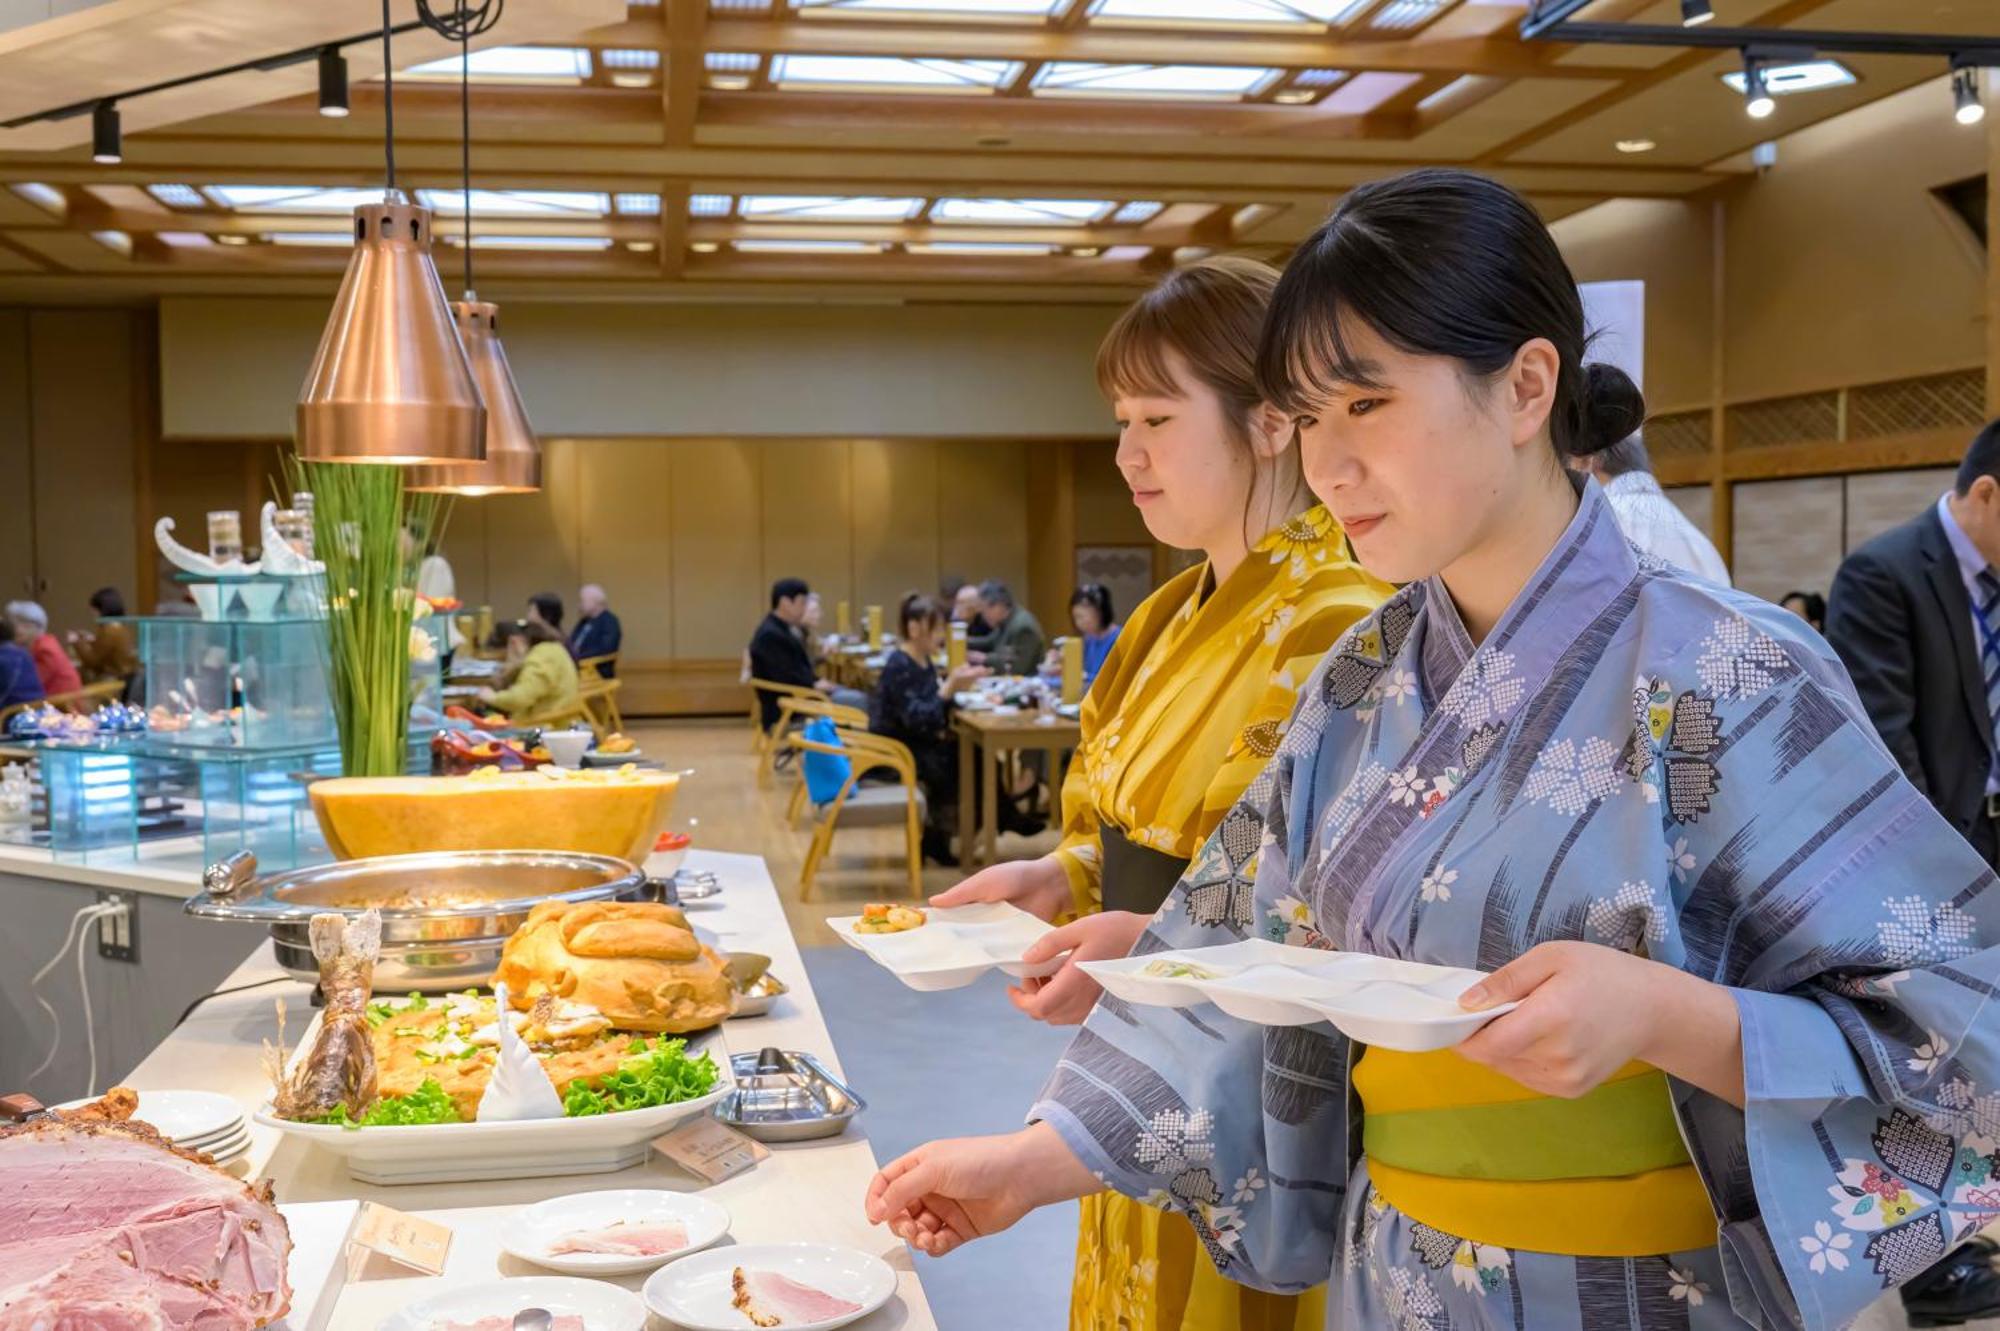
[309,768,679,863]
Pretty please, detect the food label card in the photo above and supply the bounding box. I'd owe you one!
[655,1117,769,1183]
[346,1201,453,1277]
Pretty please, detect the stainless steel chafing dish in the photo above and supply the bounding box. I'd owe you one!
[185,849,657,991]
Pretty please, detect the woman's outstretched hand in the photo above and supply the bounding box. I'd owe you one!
[865,1124,1099,1257]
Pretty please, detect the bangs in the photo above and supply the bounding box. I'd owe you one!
[1094,297,1189,402]
[1257,231,1393,417]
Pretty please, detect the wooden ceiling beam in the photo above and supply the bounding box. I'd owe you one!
[661,0,707,150]
[578,15,1632,79]
[690,89,1411,138]
[1478,0,1837,164]
[659,177,690,277]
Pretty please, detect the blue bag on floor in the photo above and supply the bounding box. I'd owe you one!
[801,716,852,805]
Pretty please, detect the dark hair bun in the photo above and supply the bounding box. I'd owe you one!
[1570,362,1647,457]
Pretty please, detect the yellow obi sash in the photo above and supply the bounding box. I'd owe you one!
[1354,1047,1719,1257]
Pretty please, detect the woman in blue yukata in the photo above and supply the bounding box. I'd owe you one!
[865,166,2000,1331]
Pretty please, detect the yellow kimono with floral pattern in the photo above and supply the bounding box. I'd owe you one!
[1054,505,1389,1331]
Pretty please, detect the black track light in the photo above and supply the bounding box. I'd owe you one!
[91,100,120,164]
[1741,55,1775,119]
[1680,0,1714,27]
[1956,68,1986,126]
[317,47,349,118]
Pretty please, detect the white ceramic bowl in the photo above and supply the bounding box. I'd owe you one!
[542,728,593,769]
[642,1243,897,1331]
[501,1189,731,1277]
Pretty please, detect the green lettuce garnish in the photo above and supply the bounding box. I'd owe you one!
[562,1037,718,1117]
[302,1077,461,1129]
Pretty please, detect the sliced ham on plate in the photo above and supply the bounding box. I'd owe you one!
[548,1219,689,1258]
[731,1268,864,1327]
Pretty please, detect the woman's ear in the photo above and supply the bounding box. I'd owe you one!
[1247,402,1293,459]
[1506,338,1561,449]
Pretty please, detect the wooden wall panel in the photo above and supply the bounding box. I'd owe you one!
[850,438,939,613]
[27,310,137,627]
[577,439,677,661]
[670,438,761,660]
[1844,467,1953,554]
[481,438,582,632]
[1731,476,1844,604]
[1072,438,1149,545]
[1663,485,1714,538]
[938,440,1029,605]
[438,496,491,612]
[759,439,853,614]
[0,310,31,600]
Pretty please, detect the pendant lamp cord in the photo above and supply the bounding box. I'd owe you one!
[380,0,397,191]
[460,11,472,295]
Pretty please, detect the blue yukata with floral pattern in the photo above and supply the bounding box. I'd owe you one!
[1029,479,2000,1331]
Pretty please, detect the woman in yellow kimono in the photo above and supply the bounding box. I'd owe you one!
[933,255,1390,1330]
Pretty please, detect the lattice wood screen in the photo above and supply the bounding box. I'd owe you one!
[1645,410,1711,459]
[1727,391,1840,451]
[1846,368,1986,440]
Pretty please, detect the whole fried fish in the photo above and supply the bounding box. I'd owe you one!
[270,910,380,1121]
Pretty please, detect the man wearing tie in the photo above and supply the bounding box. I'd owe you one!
[1827,422,2000,1324]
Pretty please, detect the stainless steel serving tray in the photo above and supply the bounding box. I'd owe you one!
[715,1048,865,1142]
[184,849,654,991]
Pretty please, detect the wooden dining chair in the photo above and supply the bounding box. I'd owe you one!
[786,725,924,902]
[576,674,625,737]
[775,693,869,813]
[0,679,125,729]
[576,653,618,681]
[749,677,832,781]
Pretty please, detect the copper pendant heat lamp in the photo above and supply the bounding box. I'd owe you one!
[405,299,541,494]
[295,190,486,465]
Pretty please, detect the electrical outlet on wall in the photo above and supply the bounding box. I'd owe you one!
[95,890,138,964]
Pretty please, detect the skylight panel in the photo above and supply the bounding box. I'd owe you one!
[403,46,592,84]
[415,189,610,218]
[794,0,1063,17]
[1033,62,1280,101]
[157,232,212,248]
[1720,60,1857,96]
[907,241,1057,255]
[1365,0,1449,32]
[439,235,616,250]
[146,184,205,209]
[705,52,758,71]
[770,54,1019,93]
[689,194,734,217]
[738,195,925,222]
[10,183,64,216]
[1088,0,1372,27]
[205,186,390,213]
[734,238,888,253]
[266,233,359,246]
[933,197,1117,225]
[1110,200,1163,224]
[614,193,662,216]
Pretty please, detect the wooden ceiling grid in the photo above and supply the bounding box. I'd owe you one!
[0,0,1989,301]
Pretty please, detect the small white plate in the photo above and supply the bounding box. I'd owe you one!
[187,1127,252,1160]
[176,1117,250,1147]
[1082,941,1516,1052]
[58,1089,243,1143]
[827,902,1062,992]
[643,1243,895,1331]
[379,1276,645,1331]
[502,1190,731,1277]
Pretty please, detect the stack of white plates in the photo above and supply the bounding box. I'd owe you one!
[60,1089,250,1164]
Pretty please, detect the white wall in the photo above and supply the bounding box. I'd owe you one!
[159,297,1122,440]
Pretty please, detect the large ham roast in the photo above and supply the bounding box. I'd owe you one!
[0,1088,292,1331]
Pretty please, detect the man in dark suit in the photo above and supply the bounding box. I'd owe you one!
[569,583,623,676]
[748,576,828,731]
[1827,420,2000,1326]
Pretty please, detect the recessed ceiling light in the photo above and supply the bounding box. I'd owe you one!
[215,232,251,246]
[1720,60,1856,99]
[1272,89,1318,105]
[1071,246,1102,258]
[626,239,657,252]
[691,241,721,253]
[1615,138,1656,153]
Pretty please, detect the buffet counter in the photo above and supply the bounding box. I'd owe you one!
[114,848,935,1329]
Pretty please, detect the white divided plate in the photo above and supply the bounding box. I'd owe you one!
[378,1276,646,1331]
[1081,940,1517,1052]
[827,902,1061,992]
[58,1089,243,1143]
[643,1243,896,1331]
[256,1015,731,1185]
[501,1189,731,1277]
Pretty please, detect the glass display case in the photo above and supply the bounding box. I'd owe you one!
[121,615,336,752]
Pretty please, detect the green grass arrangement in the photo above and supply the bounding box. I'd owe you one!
[285,456,449,778]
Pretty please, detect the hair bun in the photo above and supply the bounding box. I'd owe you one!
[1572,362,1646,457]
